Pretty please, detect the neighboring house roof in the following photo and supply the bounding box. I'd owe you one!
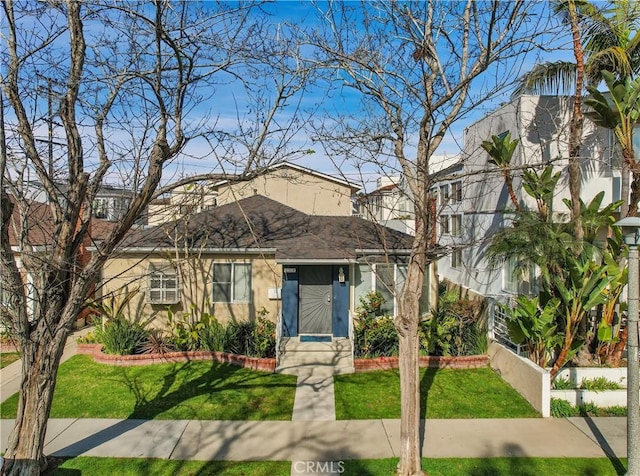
[214,161,361,194]
[118,195,416,262]
[6,196,117,248]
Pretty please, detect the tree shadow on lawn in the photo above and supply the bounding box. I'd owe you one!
[120,360,293,420]
[49,360,295,461]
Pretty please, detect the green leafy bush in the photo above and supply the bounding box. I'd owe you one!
[353,292,398,358]
[550,398,577,418]
[552,377,573,390]
[96,318,148,355]
[251,311,276,358]
[579,376,622,391]
[420,286,486,357]
[166,308,276,358]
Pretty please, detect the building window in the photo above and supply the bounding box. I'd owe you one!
[355,263,409,317]
[439,184,449,204]
[451,181,462,202]
[440,215,449,235]
[147,264,180,304]
[212,262,251,303]
[451,214,462,236]
[451,249,462,269]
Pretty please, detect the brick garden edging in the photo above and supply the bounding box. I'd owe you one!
[76,343,276,373]
[354,354,488,372]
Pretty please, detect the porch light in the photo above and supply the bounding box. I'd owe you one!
[338,267,345,283]
[614,217,640,476]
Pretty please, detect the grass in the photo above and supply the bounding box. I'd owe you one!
[41,457,627,475]
[344,457,628,475]
[44,457,290,475]
[0,355,296,420]
[0,352,20,369]
[334,367,540,419]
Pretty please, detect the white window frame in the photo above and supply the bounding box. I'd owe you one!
[451,181,462,203]
[451,214,462,236]
[212,262,252,303]
[451,249,462,269]
[440,215,449,235]
[147,263,180,304]
[439,184,449,204]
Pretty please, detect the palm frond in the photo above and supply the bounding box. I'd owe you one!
[513,61,577,97]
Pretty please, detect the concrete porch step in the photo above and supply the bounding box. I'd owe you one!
[276,337,354,375]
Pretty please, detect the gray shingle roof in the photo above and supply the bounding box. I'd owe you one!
[120,195,413,261]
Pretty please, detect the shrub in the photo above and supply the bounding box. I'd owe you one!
[552,377,573,390]
[420,287,486,357]
[251,310,276,358]
[140,329,174,355]
[353,292,398,358]
[76,332,100,344]
[579,376,622,391]
[550,398,577,418]
[96,318,148,355]
[578,401,601,417]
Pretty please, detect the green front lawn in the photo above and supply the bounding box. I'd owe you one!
[334,367,539,419]
[42,457,626,476]
[0,352,20,369]
[44,457,290,475]
[0,355,296,420]
[345,457,627,475]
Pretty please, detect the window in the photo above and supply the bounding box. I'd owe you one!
[451,214,462,236]
[148,264,180,304]
[451,181,462,203]
[213,262,251,303]
[355,263,408,317]
[439,185,449,204]
[503,257,537,294]
[451,249,462,269]
[440,215,449,235]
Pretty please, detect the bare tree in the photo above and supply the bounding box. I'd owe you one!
[310,2,547,474]
[0,1,313,474]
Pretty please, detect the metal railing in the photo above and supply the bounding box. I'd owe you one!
[487,297,523,356]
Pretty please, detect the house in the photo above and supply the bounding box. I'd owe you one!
[147,162,361,226]
[1,196,116,325]
[20,180,142,223]
[355,176,416,235]
[100,195,436,372]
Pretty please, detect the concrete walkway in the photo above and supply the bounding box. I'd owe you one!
[0,417,628,460]
[0,334,629,469]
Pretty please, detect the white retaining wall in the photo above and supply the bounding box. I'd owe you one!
[488,342,551,417]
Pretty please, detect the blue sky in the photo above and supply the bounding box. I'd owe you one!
[3,1,575,193]
[171,1,575,190]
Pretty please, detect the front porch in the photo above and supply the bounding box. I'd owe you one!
[276,336,354,375]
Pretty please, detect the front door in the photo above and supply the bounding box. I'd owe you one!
[298,266,333,334]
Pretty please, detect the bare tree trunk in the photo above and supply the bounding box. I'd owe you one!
[397,328,423,476]
[2,328,69,475]
[396,208,429,476]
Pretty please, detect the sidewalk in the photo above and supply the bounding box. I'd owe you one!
[0,333,628,464]
[0,417,628,460]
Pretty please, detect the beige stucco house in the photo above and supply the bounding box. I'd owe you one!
[100,195,435,333]
[147,162,360,226]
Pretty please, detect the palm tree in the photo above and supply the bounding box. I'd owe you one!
[516,0,640,222]
[481,132,521,212]
[585,72,640,215]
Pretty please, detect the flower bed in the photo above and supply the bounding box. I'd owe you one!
[76,343,276,373]
[354,354,489,372]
